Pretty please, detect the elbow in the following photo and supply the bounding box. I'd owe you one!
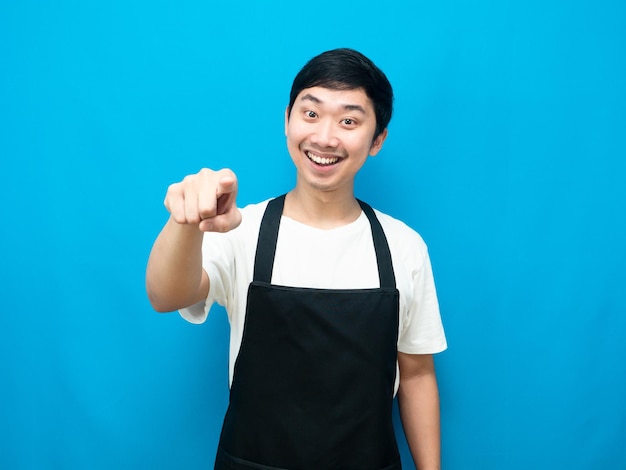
[145,282,199,313]
[151,302,175,314]
[145,270,207,313]
[147,291,175,313]
[145,280,177,313]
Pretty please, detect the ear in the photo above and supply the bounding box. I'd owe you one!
[284,106,290,136]
[369,128,388,156]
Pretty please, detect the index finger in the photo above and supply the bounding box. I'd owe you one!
[215,170,237,198]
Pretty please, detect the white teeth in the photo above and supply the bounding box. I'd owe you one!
[307,151,340,165]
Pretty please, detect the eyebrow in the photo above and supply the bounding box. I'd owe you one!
[299,93,367,114]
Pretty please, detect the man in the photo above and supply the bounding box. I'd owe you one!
[146,48,446,470]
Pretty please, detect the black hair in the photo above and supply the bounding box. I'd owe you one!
[288,48,394,139]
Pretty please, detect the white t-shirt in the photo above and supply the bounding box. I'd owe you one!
[181,200,447,388]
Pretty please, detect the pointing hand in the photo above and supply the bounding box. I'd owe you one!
[164,168,242,232]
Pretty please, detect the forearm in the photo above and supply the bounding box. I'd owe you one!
[146,217,208,312]
[397,357,441,470]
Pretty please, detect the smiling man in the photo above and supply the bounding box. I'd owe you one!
[146,48,447,470]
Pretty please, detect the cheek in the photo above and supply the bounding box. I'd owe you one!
[345,135,372,155]
[286,128,304,157]
[286,122,307,145]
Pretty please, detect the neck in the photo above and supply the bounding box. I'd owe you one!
[283,186,362,229]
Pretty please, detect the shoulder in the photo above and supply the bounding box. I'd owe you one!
[239,198,271,220]
[373,208,429,266]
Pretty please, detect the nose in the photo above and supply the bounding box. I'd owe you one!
[310,120,340,148]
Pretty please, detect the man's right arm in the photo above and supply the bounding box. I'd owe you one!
[145,168,241,313]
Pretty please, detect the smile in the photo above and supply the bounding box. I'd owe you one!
[306,151,341,166]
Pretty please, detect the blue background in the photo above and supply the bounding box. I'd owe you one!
[2,0,625,468]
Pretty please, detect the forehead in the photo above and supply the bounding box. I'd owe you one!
[294,86,374,114]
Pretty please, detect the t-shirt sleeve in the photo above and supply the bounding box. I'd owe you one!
[397,249,447,354]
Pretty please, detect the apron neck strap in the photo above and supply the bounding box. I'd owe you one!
[253,195,286,284]
[253,194,397,289]
[357,199,397,289]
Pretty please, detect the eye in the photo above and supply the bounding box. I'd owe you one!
[342,118,356,126]
[305,110,318,119]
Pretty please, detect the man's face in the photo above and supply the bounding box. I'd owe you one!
[285,86,387,196]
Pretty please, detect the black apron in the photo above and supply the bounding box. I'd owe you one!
[215,195,401,470]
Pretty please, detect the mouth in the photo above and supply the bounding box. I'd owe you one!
[306,150,342,166]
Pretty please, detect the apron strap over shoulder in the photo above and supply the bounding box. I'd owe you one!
[253,195,286,284]
[253,195,396,289]
[357,199,397,290]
